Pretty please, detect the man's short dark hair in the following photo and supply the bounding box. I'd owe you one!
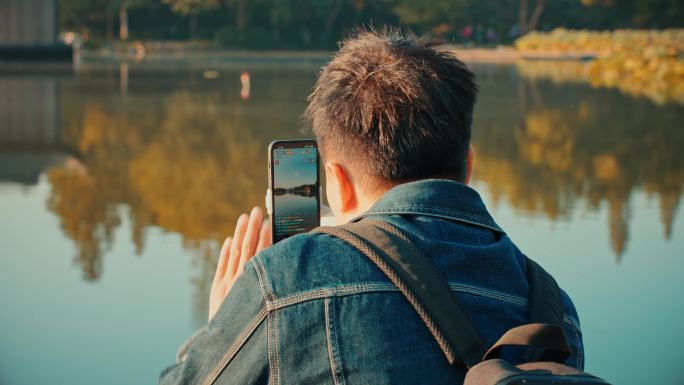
[305,28,478,192]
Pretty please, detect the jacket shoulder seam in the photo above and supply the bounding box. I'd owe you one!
[201,307,268,385]
[253,255,277,302]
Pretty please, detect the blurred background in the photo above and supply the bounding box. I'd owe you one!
[0,1,683,384]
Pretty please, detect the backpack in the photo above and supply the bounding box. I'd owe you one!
[313,219,611,385]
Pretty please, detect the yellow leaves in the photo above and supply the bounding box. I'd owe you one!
[45,90,271,280]
[515,29,684,105]
[593,154,619,182]
[518,110,574,173]
[121,91,264,242]
[515,28,613,54]
[515,60,588,84]
[78,103,112,152]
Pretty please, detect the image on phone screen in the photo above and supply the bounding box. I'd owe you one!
[271,142,320,243]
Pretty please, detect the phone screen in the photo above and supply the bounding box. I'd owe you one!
[270,141,320,243]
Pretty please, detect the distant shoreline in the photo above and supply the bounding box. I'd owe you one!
[446,46,601,63]
[78,44,599,64]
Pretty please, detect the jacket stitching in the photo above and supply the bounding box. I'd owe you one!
[563,316,580,331]
[324,297,346,385]
[572,325,579,368]
[202,307,268,385]
[359,209,504,233]
[575,326,584,369]
[254,256,277,302]
[200,285,580,385]
[449,284,527,306]
[324,298,337,384]
[267,312,274,385]
[268,282,580,330]
[267,310,281,385]
[330,298,347,385]
[252,258,270,301]
[269,311,280,385]
[274,310,281,385]
[367,206,490,222]
[450,284,580,330]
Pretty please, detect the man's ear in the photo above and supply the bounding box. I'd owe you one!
[325,161,357,214]
[464,145,474,185]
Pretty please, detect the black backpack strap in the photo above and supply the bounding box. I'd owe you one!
[312,219,487,368]
[525,257,563,325]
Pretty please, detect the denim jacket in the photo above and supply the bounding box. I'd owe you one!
[160,179,583,385]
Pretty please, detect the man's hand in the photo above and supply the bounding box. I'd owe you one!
[209,207,271,322]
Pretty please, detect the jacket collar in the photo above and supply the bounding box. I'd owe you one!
[351,179,504,234]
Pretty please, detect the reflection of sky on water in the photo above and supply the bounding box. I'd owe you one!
[0,62,682,385]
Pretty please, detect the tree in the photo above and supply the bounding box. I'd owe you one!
[393,0,469,35]
[60,0,111,36]
[116,0,149,40]
[518,0,547,35]
[225,0,247,31]
[163,0,220,37]
[61,0,149,40]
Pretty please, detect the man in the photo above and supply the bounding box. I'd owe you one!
[160,29,583,385]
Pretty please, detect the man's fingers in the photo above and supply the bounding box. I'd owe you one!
[241,207,263,260]
[238,207,263,274]
[213,236,233,281]
[256,219,272,252]
[227,213,249,276]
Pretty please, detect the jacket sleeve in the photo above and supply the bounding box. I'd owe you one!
[159,261,269,385]
[560,289,585,370]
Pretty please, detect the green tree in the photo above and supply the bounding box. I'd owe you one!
[116,0,150,40]
[163,0,220,37]
[61,0,149,40]
[519,0,547,35]
[60,0,684,45]
[226,0,247,31]
[393,0,469,35]
[60,0,111,36]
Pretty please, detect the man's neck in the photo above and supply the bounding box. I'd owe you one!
[339,185,392,224]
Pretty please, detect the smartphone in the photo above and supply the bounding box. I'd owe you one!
[266,140,320,244]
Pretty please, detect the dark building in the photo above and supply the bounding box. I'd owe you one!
[0,0,72,61]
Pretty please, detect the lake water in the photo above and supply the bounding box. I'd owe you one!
[273,193,320,242]
[0,59,682,385]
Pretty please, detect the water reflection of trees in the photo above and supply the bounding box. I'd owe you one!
[43,64,682,323]
[47,67,310,294]
[473,64,683,260]
[515,59,684,107]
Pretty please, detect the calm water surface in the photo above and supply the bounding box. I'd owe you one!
[1,60,683,385]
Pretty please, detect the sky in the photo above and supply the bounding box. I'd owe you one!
[273,147,318,189]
